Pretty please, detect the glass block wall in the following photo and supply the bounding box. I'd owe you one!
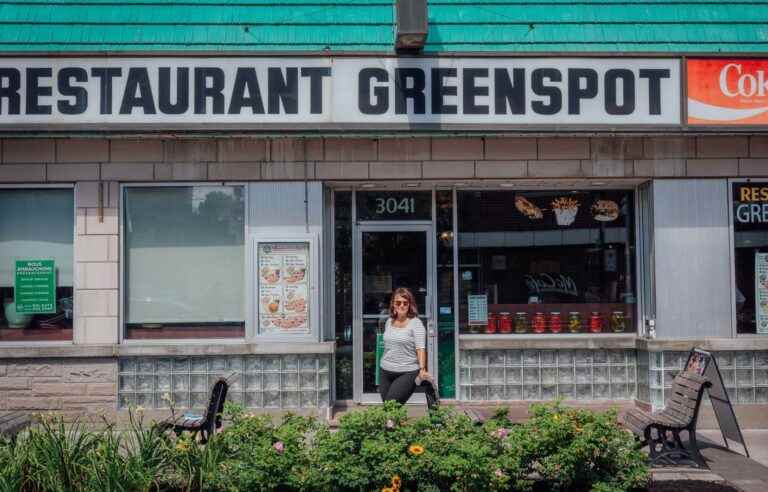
[458,349,637,401]
[648,350,768,410]
[118,355,331,410]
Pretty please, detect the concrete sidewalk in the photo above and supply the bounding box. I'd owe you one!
[652,431,768,492]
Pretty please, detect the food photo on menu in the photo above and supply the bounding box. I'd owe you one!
[258,242,310,334]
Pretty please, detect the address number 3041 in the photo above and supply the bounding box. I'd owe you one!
[375,197,415,215]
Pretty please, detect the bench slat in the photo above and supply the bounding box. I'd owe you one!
[675,376,707,392]
[668,394,698,410]
[670,383,700,399]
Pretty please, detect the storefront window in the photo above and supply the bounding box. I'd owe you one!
[0,189,74,342]
[333,191,353,399]
[733,182,768,335]
[457,190,636,335]
[124,186,245,339]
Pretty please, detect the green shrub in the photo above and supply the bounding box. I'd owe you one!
[0,402,648,492]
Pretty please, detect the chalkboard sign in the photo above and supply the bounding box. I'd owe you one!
[684,348,750,458]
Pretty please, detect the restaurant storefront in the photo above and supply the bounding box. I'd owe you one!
[2,48,768,422]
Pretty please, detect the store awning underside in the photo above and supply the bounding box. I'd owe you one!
[0,0,766,54]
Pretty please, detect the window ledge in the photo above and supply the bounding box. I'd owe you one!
[0,342,336,359]
[459,334,638,350]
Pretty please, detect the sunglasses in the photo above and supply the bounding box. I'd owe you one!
[393,300,410,307]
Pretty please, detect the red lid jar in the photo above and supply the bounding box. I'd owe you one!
[532,312,547,334]
[486,313,498,334]
[498,312,512,334]
[549,312,563,334]
[589,312,603,333]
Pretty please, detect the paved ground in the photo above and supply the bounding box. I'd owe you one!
[651,431,768,492]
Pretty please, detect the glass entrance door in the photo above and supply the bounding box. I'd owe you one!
[354,225,435,403]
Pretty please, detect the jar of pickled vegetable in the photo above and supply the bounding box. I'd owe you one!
[514,312,528,334]
[610,311,626,333]
[532,312,547,334]
[568,312,582,333]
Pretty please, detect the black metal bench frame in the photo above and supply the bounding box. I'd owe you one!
[158,377,228,443]
[624,371,711,467]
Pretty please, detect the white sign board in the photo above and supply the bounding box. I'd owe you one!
[755,252,768,334]
[468,294,488,326]
[0,57,680,127]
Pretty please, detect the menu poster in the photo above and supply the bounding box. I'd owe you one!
[258,242,310,334]
[468,294,488,326]
[755,253,768,334]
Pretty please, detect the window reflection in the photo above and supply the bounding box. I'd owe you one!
[457,190,636,335]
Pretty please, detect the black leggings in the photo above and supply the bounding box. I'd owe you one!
[379,368,420,405]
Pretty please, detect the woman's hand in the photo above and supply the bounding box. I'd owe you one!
[418,368,431,382]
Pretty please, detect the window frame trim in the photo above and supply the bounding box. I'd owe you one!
[727,177,768,338]
[453,185,642,338]
[119,182,249,346]
[0,183,76,347]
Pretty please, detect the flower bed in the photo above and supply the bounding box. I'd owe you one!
[0,402,649,492]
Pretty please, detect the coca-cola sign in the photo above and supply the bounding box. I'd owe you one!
[688,59,768,125]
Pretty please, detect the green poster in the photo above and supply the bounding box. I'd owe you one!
[14,260,56,314]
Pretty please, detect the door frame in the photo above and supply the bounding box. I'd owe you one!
[352,221,437,403]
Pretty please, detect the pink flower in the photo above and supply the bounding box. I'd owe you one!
[386,419,396,429]
[495,469,504,478]
[273,441,284,453]
[492,427,509,439]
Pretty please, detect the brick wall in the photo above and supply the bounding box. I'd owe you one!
[0,358,117,418]
[0,135,766,183]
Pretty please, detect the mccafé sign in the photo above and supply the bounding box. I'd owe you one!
[688,59,768,125]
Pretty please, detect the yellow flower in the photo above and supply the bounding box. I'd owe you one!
[381,488,393,492]
[553,414,560,422]
[408,444,425,456]
[391,475,402,488]
[175,441,189,452]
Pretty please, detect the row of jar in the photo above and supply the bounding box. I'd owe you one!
[475,311,629,335]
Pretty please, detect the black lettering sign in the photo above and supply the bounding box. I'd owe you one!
[605,69,635,115]
[91,67,122,115]
[195,67,225,114]
[494,68,525,115]
[0,68,21,115]
[300,67,330,114]
[120,67,156,115]
[268,67,298,114]
[394,68,426,114]
[568,68,598,114]
[531,68,562,115]
[359,68,389,115]
[26,68,52,115]
[228,67,264,115]
[639,69,670,116]
[463,68,489,115]
[57,67,88,115]
[159,67,189,115]
[431,68,457,114]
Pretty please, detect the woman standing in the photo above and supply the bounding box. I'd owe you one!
[379,287,430,404]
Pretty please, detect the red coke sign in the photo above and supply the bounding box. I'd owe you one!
[688,59,768,125]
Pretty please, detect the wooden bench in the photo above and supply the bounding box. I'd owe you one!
[0,411,31,440]
[623,370,711,467]
[157,377,228,443]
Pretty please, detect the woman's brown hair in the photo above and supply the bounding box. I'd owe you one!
[389,287,419,319]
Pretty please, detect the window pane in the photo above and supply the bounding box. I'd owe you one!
[457,190,636,335]
[733,182,768,334]
[124,186,245,339]
[0,189,74,342]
